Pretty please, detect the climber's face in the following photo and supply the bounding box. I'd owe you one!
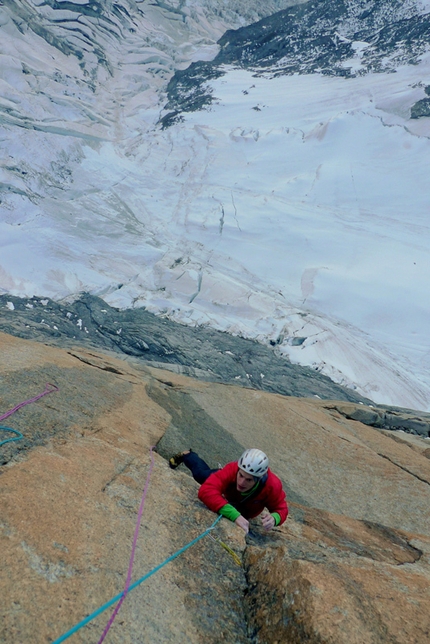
[236,468,255,493]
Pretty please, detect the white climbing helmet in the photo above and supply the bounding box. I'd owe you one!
[238,449,269,478]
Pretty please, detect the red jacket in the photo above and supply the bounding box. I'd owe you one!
[198,461,288,524]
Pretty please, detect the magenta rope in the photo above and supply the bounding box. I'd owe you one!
[97,446,156,643]
[0,383,59,422]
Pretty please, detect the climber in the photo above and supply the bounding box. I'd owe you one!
[169,448,288,534]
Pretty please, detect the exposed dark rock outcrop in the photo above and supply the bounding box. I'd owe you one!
[0,293,371,404]
[215,0,430,75]
[411,85,430,118]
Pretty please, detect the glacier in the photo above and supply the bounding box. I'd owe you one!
[1,0,430,410]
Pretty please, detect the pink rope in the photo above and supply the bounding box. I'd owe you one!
[97,446,156,644]
[0,383,59,422]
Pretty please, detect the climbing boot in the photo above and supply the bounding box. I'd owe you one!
[169,452,183,469]
[169,450,191,469]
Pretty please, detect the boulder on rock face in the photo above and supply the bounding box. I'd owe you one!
[1,332,429,643]
[331,401,430,437]
[332,402,382,425]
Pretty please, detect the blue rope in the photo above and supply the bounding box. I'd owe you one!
[52,515,222,644]
[0,425,23,447]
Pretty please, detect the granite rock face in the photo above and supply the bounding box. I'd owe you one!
[1,331,429,643]
[0,332,249,643]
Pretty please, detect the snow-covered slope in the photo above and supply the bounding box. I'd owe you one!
[1,0,430,410]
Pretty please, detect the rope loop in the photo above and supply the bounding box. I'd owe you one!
[0,426,24,447]
[0,383,59,448]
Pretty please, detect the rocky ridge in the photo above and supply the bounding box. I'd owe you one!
[1,331,429,643]
[0,293,371,405]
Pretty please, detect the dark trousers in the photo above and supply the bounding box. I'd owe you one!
[182,451,219,485]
